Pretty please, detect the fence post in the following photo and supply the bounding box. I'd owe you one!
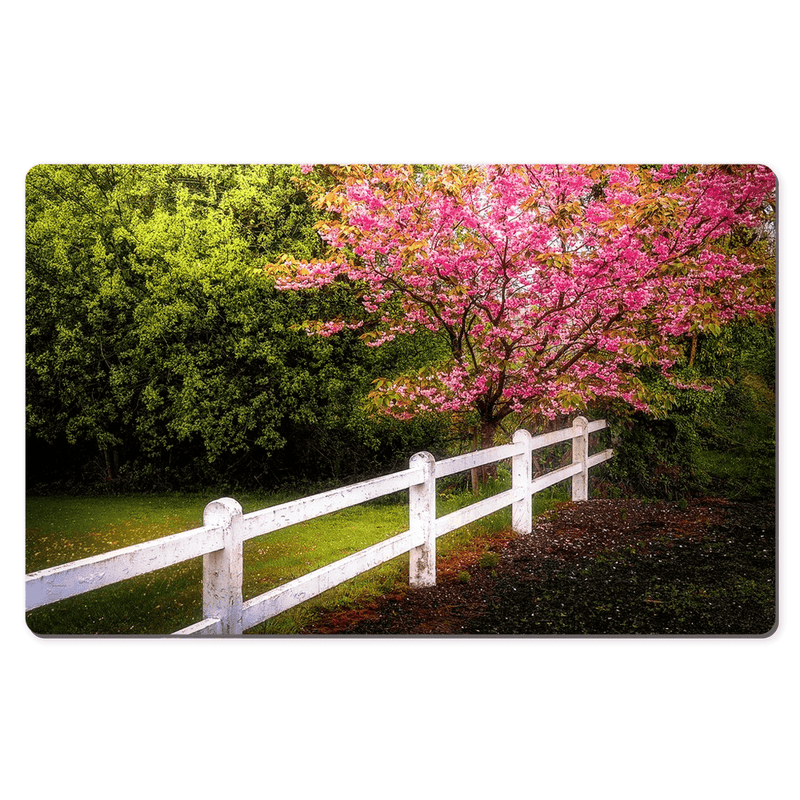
[409,451,436,588]
[202,497,244,634]
[512,429,533,534]
[571,416,589,501]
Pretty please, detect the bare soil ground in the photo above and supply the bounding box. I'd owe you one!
[299,498,776,636]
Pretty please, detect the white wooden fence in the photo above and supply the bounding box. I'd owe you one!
[26,416,613,635]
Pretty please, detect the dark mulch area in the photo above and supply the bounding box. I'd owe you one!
[299,498,776,636]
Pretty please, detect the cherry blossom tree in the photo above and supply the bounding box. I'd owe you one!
[267,164,775,462]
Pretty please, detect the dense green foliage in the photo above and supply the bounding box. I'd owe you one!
[26,165,449,492]
[26,164,774,499]
[599,178,775,501]
[603,321,775,500]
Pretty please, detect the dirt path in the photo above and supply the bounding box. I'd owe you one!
[298,498,776,635]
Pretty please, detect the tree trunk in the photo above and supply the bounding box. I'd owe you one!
[689,333,698,367]
[469,419,499,493]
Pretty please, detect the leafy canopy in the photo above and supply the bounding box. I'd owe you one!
[269,164,775,439]
[27,164,444,489]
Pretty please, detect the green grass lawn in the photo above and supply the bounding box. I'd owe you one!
[25,491,404,635]
[25,474,537,635]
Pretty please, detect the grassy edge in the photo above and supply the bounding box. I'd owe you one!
[26,477,569,635]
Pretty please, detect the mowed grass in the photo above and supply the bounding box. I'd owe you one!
[25,473,538,635]
[26,491,407,635]
[26,493,210,635]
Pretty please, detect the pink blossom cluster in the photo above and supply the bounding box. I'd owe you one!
[273,164,775,425]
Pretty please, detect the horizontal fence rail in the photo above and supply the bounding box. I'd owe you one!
[25,525,226,611]
[240,466,424,541]
[26,416,613,635]
[241,528,423,632]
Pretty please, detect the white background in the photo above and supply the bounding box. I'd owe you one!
[4,3,796,798]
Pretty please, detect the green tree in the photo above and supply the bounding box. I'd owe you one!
[26,165,446,491]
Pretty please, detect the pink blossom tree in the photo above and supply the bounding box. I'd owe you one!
[267,164,775,468]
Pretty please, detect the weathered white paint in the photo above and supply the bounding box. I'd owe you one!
[529,425,577,450]
[202,498,244,635]
[435,442,523,479]
[531,461,583,494]
[27,417,614,634]
[409,451,437,587]
[586,448,614,469]
[25,523,225,610]
[586,419,607,434]
[174,617,223,636]
[512,429,533,535]
[436,488,524,539]
[240,528,422,630]
[240,467,424,541]
[571,416,589,501]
